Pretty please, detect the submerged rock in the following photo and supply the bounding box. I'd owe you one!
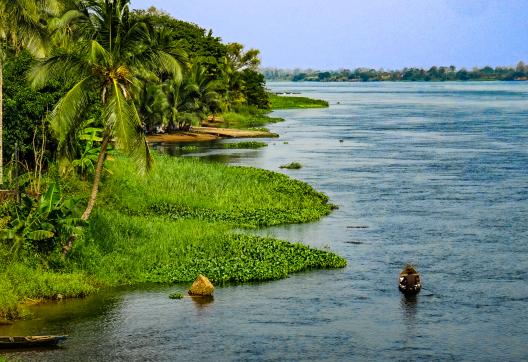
[188,275,214,296]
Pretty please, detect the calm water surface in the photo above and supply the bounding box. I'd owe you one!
[2,82,527,361]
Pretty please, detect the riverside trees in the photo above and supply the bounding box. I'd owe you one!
[0,0,62,183]
[2,0,271,252]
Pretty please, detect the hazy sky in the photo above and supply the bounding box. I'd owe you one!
[130,0,528,70]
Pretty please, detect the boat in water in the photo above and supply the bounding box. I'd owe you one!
[399,265,421,295]
[0,335,67,349]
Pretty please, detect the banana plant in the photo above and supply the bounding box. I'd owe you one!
[71,120,103,177]
[0,181,84,258]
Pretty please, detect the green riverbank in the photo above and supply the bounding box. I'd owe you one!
[0,155,346,320]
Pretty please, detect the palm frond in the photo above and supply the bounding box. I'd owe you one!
[5,0,48,57]
[105,79,152,172]
[89,39,111,66]
[29,53,89,89]
[48,77,93,161]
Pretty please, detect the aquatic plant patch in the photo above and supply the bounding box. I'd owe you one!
[221,112,284,129]
[221,141,268,149]
[280,162,303,169]
[270,95,329,109]
[76,211,346,285]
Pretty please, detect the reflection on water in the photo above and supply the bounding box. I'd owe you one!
[190,296,215,309]
[401,294,418,323]
[2,82,528,361]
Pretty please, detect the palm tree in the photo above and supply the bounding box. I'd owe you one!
[0,0,60,183]
[156,60,223,132]
[30,0,186,225]
[185,60,223,120]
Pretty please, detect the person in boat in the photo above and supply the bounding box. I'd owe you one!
[399,265,421,293]
[399,275,407,286]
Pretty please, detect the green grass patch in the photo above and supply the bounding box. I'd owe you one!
[180,145,199,151]
[0,154,345,318]
[270,94,329,109]
[280,162,303,169]
[220,111,284,130]
[69,155,344,285]
[221,141,267,149]
[102,155,332,228]
[73,210,345,285]
[0,255,96,319]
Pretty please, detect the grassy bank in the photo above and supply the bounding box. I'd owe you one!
[270,94,329,109]
[101,156,334,228]
[0,155,345,319]
[0,263,96,320]
[220,111,284,130]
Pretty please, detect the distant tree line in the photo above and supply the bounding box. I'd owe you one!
[262,62,528,82]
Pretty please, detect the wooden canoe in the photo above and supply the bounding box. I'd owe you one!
[0,335,67,348]
[398,265,421,295]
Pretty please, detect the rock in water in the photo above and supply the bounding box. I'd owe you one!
[188,275,214,296]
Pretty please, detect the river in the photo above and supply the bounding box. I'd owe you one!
[2,82,527,361]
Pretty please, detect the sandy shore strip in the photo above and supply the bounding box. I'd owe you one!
[147,127,278,143]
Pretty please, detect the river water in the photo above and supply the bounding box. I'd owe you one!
[2,82,527,361]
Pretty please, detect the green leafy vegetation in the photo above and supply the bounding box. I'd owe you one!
[0,155,345,319]
[0,1,345,320]
[16,154,341,297]
[0,260,96,320]
[74,210,344,285]
[221,141,267,149]
[219,107,284,129]
[280,162,303,170]
[270,94,329,109]
[169,292,184,299]
[101,155,332,228]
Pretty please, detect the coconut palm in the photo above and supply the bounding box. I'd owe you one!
[30,0,186,224]
[0,0,60,183]
[186,60,223,118]
[156,60,222,132]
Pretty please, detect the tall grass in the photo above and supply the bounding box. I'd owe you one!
[0,252,96,319]
[71,155,344,285]
[102,155,334,228]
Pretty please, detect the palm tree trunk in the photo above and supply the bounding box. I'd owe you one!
[63,134,110,255]
[81,134,110,221]
[0,56,3,184]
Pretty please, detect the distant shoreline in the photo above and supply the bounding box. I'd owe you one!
[265,79,528,83]
[263,64,528,82]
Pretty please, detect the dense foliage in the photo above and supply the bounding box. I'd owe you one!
[262,62,528,82]
[2,51,66,165]
[1,2,271,175]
